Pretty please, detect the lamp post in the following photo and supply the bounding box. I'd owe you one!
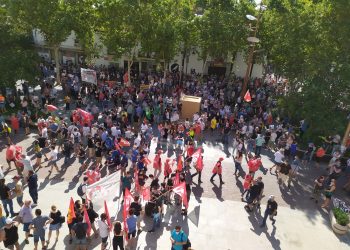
[241,4,267,98]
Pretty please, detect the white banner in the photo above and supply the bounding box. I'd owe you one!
[81,68,97,85]
[86,171,121,211]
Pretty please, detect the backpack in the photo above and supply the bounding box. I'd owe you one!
[75,223,87,240]
[73,133,80,144]
[77,183,86,197]
[181,232,191,250]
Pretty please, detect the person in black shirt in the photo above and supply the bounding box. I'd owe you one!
[47,205,62,245]
[260,195,278,227]
[63,139,72,165]
[0,179,15,217]
[3,218,20,249]
[27,171,38,205]
[130,195,142,233]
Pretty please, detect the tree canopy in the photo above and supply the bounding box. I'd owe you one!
[261,0,350,142]
[0,4,39,87]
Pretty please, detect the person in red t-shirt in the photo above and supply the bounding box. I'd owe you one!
[210,158,224,184]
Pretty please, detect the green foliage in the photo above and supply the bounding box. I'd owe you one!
[333,207,350,226]
[0,5,39,87]
[261,0,350,142]
[196,0,253,60]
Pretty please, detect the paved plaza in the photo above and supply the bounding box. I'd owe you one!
[0,130,349,250]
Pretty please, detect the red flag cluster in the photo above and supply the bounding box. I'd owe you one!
[123,189,134,239]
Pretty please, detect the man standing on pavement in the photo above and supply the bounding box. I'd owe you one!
[19,200,34,244]
[0,179,15,218]
[27,171,38,205]
[260,195,278,228]
[255,134,265,157]
[30,208,53,250]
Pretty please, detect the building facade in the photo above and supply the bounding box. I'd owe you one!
[33,30,263,78]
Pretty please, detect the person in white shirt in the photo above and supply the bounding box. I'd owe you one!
[41,126,48,139]
[20,154,34,181]
[47,146,59,173]
[111,125,118,138]
[268,130,278,150]
[98,213,110,250]
[270,149,284,175]
[140,122,148,134]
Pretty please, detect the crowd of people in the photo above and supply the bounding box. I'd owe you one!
[0,63,348,249]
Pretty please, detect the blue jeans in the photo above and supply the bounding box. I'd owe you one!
[255,146,262,156]
[2,199,15,217]
[261,208,275,226]
[151,213,161,231]
[29,188,38,204]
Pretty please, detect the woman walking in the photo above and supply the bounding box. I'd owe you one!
[112,221,124,250]
[47,205,62,246]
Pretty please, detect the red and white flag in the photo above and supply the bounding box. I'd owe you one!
[177,156,183,171]
[86,171,121,211]
[173,182,188,208]
[191,148,202,160]
[83,206,92,236]
[141,187,151,202]
[143,157,151,165]
[104,200,112,231]
[244,90,252,102]
[123,188,134,239]
[119,138,130,147]
[173,172,180,186]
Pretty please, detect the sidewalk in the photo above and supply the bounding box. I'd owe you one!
[5,175,349,250]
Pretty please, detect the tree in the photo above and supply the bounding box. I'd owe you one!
[0,5,39,87]
[196,0,252,70]
[97,0,154,85]
[8,0,96,84]
[261,0,350,142]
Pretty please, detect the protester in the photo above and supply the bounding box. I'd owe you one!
[260,195,278,227]
[170,225,188,250]
[18,200,33,244]
[30,208,53,250]
[47,205,63,245]
[210,157,225,184]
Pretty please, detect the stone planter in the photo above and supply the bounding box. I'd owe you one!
[330,211,349,235]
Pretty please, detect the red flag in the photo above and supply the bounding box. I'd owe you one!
[141,187,151,202]
[119,138,131,147]
[67,197,76,224]
[142,157,151,165]
[47,104,58,112]
[173,172,180,186]
[244,90,251,102]
[191,148,202,160]
[115,142,121,151]
[104,200,112,231]
[123,188,134,239]
[83,206,92,236]
[177,156,183,171]
[173,182,188,208]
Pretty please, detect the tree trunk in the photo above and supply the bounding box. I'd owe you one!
[53,46,61,85]
[180,48,186,83]
[127,59,133,87]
